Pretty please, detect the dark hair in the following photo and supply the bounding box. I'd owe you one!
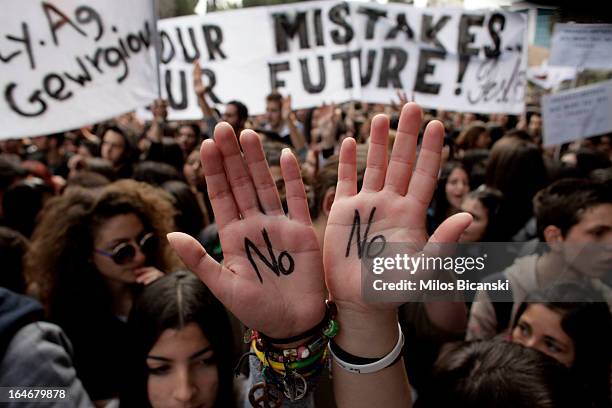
[2,178,54,238]
[533,178,612,241]
[0,156,26,191]
[133,161,182,187]
[176,123,202,141]
[590,166,612,186]
[415,340,578,408]
[82,157,116,180]
[460,149,489,190]
[428,161,468,233]
[266,92,282,105]
[227,100,249,123]
[514,282,612,407]
[98,124,138,166]
[0,226,29,293]
[464,186,504,241]
[76,138,100,157]
[455,121,487,150]
[47,132,66,147]
[121,271,235,408]
[161,180,205,238]
[486,135,547,239]
[487,123,505,145]
[65,171,110,191]
[574,148,611,177]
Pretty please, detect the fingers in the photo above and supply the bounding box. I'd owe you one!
[213,123,260,218]
[336,137,357,199]
[362,114,389,192]
[200,138,240,227]
[167,232,233,301]
[240,130,284,216]
[281,148,312,225]
[384,103,421,195]
[135,268,164,285]
[429,212,473,244]
[422,212,472,262]
[406,120,444,217]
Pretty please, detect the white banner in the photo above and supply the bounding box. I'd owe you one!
[549,24,612,70]
[0,0,158,140]
[159,1,528,119]
[542,80,612,147]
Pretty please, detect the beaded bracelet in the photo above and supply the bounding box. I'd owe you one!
[246,301,339,402]
[253,339,328,373]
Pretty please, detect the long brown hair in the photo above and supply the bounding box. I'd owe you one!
[26,180,181,316]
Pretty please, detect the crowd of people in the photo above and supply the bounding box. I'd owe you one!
[0,56,611,408]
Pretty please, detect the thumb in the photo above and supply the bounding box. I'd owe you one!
[167,232,227,294]
[429,212,473,245]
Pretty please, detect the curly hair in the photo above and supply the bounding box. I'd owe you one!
[25,180,181,316]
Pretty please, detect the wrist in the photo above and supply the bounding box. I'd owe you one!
[335,307,398,358]
[258,301,328,345]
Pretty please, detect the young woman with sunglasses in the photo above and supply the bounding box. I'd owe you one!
[26,179,181,404]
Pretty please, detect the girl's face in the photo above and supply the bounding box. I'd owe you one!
[511,304,575,367]
[475,131,491,149]
[176,126,198,155]
[147,323,219,408]
[101,130,126,165]
[183,150,204,189]
[459,197,488,242]
[92,213,148,284]
[445,168,469,211]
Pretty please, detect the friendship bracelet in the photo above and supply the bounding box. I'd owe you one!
[328,323,404,374]
[255,334,329,364]
[259,301,337,344]
[253,339,327,373]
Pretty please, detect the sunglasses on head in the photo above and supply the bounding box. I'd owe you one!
[95,232,157,265]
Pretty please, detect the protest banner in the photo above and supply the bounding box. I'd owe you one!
[542,80,612,147]
[0,0,158,140]
[159,1,528,119]
[549,24,612,70]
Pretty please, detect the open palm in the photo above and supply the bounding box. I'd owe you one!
[324,103,472,315]
[169,124,325,339]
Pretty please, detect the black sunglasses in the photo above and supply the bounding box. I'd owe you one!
[95,232,157,265]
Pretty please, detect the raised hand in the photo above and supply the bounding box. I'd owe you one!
[324,103,472,316]
[192,60,207,97]
[168,124,326,339]
[281,95,293,122]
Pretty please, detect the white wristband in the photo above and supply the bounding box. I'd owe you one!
[328,323,405,374]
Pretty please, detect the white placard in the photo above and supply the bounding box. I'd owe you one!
[0,0,158,140]
[549,24,612,69]
[158,1,528,119]
[542,80,612,147]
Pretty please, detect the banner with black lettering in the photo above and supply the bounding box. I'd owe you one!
[160,1,527,119]
[0,0,158,139]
